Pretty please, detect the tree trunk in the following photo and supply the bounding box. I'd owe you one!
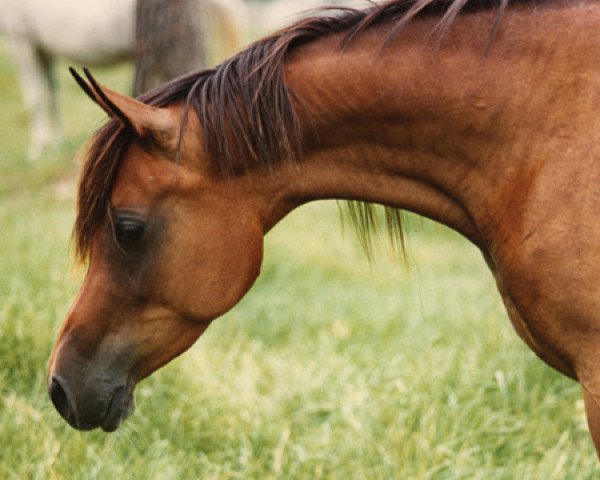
[134,0,206,96]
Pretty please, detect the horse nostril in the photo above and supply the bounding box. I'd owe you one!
[49,376,71,420]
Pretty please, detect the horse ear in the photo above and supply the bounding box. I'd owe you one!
[69,67,176,143]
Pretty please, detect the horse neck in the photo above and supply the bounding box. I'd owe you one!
[237,2,600,250]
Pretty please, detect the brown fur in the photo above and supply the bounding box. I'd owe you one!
[50,0,600,457]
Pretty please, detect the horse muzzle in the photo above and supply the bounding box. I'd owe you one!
[48,373,135,432]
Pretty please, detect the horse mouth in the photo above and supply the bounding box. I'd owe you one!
[100,385,135,432]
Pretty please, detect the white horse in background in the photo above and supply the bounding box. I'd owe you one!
[0,0,247,158]
[248,0,367,31]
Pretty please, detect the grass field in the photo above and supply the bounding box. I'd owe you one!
[0,41,598,479]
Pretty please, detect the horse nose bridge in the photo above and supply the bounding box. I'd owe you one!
[48,317,108,379]
[50,276,126,370]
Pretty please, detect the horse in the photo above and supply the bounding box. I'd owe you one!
[0,0,246,158]
[46,0,600,459]
[249,0,366,30]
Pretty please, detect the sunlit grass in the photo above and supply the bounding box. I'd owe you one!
[0,40,597,478]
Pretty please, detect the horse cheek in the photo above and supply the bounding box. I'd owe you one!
[160,212,264,321]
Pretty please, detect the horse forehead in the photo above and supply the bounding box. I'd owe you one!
[111,143,177,208]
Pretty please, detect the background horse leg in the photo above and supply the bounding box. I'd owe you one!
[6,39,59,158]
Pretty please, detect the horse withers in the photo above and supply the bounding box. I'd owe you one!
[47,0,600,459]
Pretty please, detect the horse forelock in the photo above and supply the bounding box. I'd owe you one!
[74,121,129,263]
[74,0,556,262]
[73,73,200,263]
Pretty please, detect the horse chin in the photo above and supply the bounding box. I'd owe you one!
[100,386,136,433]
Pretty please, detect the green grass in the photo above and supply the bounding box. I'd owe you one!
[0,41,597,479]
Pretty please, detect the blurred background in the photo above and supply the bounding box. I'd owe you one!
[0,0,595,478]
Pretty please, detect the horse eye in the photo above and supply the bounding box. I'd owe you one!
[115,219,146,245]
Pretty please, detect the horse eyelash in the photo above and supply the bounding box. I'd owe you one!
[107,207,129,257]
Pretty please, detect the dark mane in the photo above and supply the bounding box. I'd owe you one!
[75,0,550,262]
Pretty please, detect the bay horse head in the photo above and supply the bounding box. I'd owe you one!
[47,69,265,431]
